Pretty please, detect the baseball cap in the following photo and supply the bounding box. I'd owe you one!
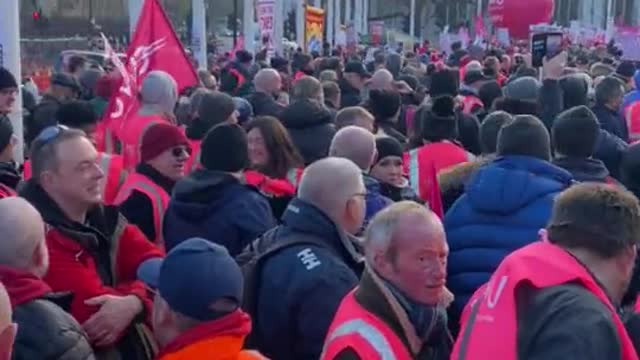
[138,238,243,321]
[344,62,371,78]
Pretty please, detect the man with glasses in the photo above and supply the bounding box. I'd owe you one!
[20,126,163,359]
[237,157,366,360]
[114,123,190,247]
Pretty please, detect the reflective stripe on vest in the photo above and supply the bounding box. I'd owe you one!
[113,174,169,247]
[408,149,420,197]
[324,319,397,360]
[286,168,299,188]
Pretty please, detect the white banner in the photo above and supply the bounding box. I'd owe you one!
[192,0,207,69]
[257,0,275,60]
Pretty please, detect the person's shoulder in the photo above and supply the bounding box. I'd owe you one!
[529,283,612,314]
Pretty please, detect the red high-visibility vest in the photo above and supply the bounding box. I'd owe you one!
[320,290,413,360]
[626,101,640,143]
[23,152,125,205]
[461,95,484,115]
[119,114,169,171]
[404,142,473,201]
[184,139,201,174]
[112,172,170,248]
[0,183,16,199]
[451,241,638,360]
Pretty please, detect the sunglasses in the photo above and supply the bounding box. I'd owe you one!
[33,125,70,147]
[171,146,192,157]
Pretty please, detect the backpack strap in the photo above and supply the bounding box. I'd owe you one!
[242,228,332,348]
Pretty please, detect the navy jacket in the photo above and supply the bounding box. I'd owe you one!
[444,156,573,331]
[592,103,629,142]
[253,198,362,360]
[163,169,276,255]
[594,128,628,180]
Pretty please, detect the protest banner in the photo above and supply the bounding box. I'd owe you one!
[257,0,275,61]
[305,5,325,53]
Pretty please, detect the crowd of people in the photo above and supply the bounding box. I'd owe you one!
[3,38,640,359]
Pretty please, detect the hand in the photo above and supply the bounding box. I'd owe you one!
[82,295,143,348]
[543,51,567,80]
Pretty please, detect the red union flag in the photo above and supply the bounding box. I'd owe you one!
[103,0,197,144]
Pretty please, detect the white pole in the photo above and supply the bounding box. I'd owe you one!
[410,0,415,39]
[345,0,352,27]
[192,0,207,69]
[274,0,285,55]
[362,0,368,35]
[296,0,306,49]
[606,0,614,41]
[354,0,363,35]
[335,0,342,35]
[477,0,482,17]
[243,0,254,51]
[328,0,335,45]
[0,0,23,163]
[129,0,144,40]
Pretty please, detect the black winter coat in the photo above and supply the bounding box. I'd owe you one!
[280,99,336,165]
[13,293,95,360]
[245,91,285,118]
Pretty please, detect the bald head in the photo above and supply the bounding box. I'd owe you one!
[0,198,47,275]
[254,68,281,94]
[298,157,365,229]
[465,60,483,72]
[369,69,394,90]
[329,126,376,170]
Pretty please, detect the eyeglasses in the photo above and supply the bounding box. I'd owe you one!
[33,125,70,147]
[171,146,192,157]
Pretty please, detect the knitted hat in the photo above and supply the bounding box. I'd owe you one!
[0,68,17,91]
[553,106,599,157]
[497,115,551,161]
[200,123,249,172]
[375,137,404,164]
[198,92,236,128]
[422,95,458,142]
[429,69,459,97]
[233,97,253,125]
[503,76,540,102]
[368,89,401,120]
[0,115,14,152]
[140,123,189,162]
[617,61,636,80]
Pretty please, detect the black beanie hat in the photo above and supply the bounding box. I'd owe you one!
[56,100,97,129]
[368,89,401,120]
[375,137,404,164]
[497,115,551,161]
[422,95,458,142]
[553,105,599,158]
[0,115,14,152]
[0,67,17,91]
[429,69,459,97]
[200,123,249,172]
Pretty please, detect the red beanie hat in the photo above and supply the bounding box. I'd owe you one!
[140,123,189,163]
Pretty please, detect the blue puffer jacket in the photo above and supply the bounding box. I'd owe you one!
[444,156,573,330]
[363,173,393,228]
[163,169,276,255]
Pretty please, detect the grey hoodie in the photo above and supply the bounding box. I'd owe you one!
[138,70,178,116]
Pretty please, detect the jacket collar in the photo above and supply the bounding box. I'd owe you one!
[136,163,176,194]
[0,266,51,308]
[158,309,251,358]
[281,198,364,267]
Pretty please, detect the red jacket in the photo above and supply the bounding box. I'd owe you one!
[20,181,164,325]
[451,241,638,360]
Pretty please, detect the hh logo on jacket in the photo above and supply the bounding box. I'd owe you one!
[298,248,321,270]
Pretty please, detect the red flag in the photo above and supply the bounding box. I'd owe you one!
[103,0,197,141]
[426,163,444,220]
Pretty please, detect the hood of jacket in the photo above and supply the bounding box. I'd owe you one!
[0,266,52,308]
[280,99,332,129]
[363,173,382,194]
[170,169,247,222]
[560,75,588,109]
[0,161,20,190]
[465,156,573,215]
[552,157,610,183]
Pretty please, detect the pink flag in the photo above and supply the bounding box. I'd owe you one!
[103,0,198,141]
[474,16,486,39]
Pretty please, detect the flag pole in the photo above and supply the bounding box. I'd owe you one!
[129,0,144,40]
[0,0,23,163]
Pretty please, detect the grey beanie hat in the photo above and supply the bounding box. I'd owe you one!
[139,70,178,115]
[503,76,541,102]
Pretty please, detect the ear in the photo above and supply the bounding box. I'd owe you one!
[0,323,17,360]
[38,170,55,189]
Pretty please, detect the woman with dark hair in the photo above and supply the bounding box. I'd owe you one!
[368,89,407,144]
[245,116,305,218]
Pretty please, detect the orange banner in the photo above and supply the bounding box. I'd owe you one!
[304,5,325,53]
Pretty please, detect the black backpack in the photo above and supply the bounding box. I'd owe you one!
[237,227,331,348]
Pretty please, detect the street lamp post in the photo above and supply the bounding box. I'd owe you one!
[0,0,24,163]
